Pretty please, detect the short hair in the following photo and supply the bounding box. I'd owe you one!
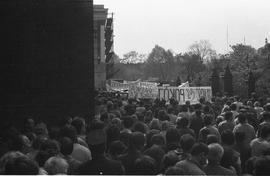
[151,133,165,146]
[262,112,270,121]
[59,125,77,143]
[224,111,233,121]
[180,134,195,152]
[4,156,39,175]
[162,151,179,169]
[134,155,156,175]
[260,125,270,139]
[165,166,184,175]
[237,113,247,123]
[203,115,213,126]
[191,143,209,156]
[221,129,235,145]
[176,117,189,128]
[71,117,85,134]
[181,105,188,112]
[129,132,146,151]
[166,128,180,144]
[108,140,127,156]
[39,139,60,156]
[254,156,270,175]
[122,116,134,129]
[149,119,161,130]
[44,156,69,175]
[59,137,73,156]
[207,143,224,163]
[132,121,147,134]
[206,134,219,145]
[0,151,25,173]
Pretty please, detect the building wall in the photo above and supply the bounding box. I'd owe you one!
[94,5,107,89]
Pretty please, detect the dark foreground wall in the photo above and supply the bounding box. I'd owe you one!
[0,0,94,127]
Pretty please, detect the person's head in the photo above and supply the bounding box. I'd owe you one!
[0,151,25,173]
[206,134,219,145]
[199,128,211,143]
[265,103,270,111]
[4,155,39,175]
[111,117,122,130]
[254,101,261,107]
[176,117,189,128]
[245,156,258,175]
[134,155,156,175]
[195,110,202,117]
[122,116,134,129]
[151,133,165,146]
[44,156,69,175]
[39,139,60,156]
[180,134,195,153]
[157,110,167,121]
[203,115,213,126]
[34,122,48,137]
[224,111,233,121]
[59,137,73,156]
[145,110,153,124]
[254,156,270,176]
[237,113,247,124]
[221,129,235,145]
[129,132,146,151]
[24,118,35,133]
[132,121,147,134]
[190,143,209,166]
[59,125,78,143]
[260,124,270,140]
[165,166,185,175]
[203,105,210,113]
[207,143,224,164]
[71,117,86,135]
[162,151,179,170]
[262,112,270,122]
[100,112,110,123]
[108,140,127,159]
[166,128,180,146]
[149,119,161,130]
[144,145,165,170]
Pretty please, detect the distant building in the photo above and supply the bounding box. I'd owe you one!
[94,5,114,89]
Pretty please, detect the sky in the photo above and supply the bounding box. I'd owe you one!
[94,0,270,58]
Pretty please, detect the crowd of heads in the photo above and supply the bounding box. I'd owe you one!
[1,90,270,175]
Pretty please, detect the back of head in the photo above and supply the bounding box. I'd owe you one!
[207,143,224,163]
[221,129,235,145]
[134,155,156,175]
[206,134,219,145]
[260,124,270,139]
[162,151,179,169]
[59,125,77,143]
[237,113,247,124]
[132,121,147,134]
[176,117,189,128]
[262,111,270,121]
[0,151,25,173]
[4,156,39,175]
[106,125,120,146]
[59,137,73,156]
[44,156,69,175]
[191,142,209,157]
[180,134,195,152]
[151,133,165,146]
[150,119,161,130]
[254,156,270,176]
[129,132,146,151]
[39,139,60,156]
[108,140,127,156]
[224,111,233,121]
[166,128,180,145]
[71,117,85,135]
[265,103,270,111]
[122,116,134,129]
[230,103,237,111]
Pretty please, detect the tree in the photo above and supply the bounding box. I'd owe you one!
[188,40,217,62]
[144,45,176,81]
[121,51,147,64]
[177,53,205,84]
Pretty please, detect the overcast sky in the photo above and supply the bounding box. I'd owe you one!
[94,0,270,58]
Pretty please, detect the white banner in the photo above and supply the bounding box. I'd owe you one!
[158,86,212,104]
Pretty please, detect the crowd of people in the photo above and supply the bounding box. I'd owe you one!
[1,90,270,175]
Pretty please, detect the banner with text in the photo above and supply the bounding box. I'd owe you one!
[158,86,212,104]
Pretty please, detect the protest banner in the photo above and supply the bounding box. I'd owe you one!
[158,86,212,104]
[129,83,158,99]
